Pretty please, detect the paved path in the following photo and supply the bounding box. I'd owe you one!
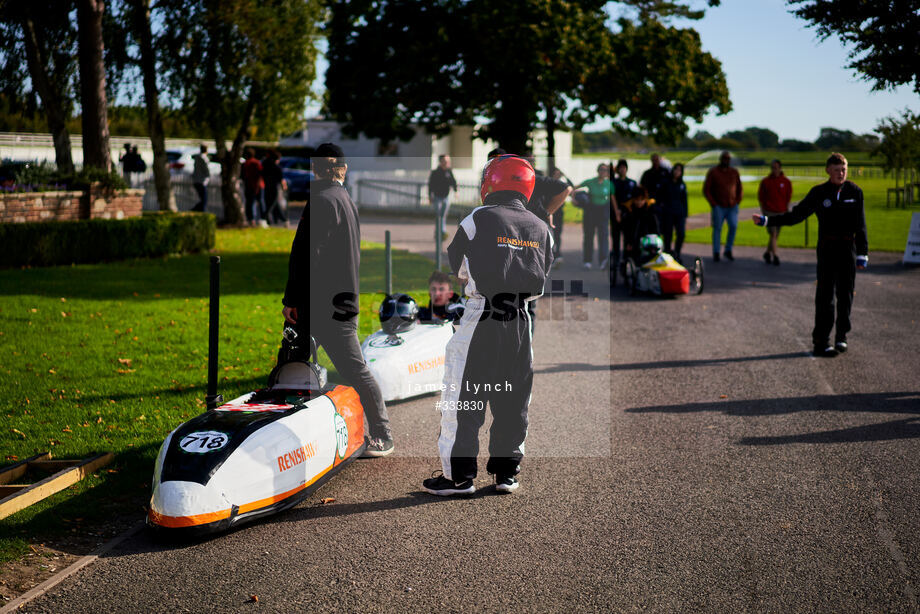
[21,217,920,613]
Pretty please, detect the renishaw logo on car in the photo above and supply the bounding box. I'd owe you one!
[276,442,319,472]
[407,355,445,374]
[496,236,540,249]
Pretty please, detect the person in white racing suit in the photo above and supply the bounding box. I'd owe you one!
[423,155,554,496]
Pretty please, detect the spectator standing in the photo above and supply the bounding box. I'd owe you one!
[191,144,210,213]
[417,270,463,322]
[282,142,394,456]
[640,153,671,226]
[753,153,868,357]
[241,147,264,226]
[578,163,613,270]
[428,155,458,241]
[262,150,289,226]
[660,163,688,261]
[611,159,637,274]
[622,186,659,263]
[703,150,743,261]
[119,143,133,183]
[758,159,793,265]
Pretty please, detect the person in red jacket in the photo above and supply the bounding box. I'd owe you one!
[758,159,793,266]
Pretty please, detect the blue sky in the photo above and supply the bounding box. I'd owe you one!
[308,0,918,142]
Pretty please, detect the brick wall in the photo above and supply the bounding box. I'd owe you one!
[0,187,144,223]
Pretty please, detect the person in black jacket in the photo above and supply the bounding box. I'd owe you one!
[428,155,458,241]
[611,159,637,273]
[754,153,869,357]
[660,163,688,261]
[640,153,671,227]
[423,155,553,497]
[281,142,393,456]
[622,186,659,263]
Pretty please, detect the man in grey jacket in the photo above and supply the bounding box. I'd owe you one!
[192,144,210,213]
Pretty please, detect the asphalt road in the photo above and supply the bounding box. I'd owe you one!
[20,219,920,613]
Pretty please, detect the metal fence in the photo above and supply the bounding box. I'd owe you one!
[136,172,238,222]
[354,177,482,212]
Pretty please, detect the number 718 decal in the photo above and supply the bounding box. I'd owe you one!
[179,431,230,454]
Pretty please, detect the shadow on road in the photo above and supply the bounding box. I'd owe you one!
[627,391,920,445]
[535,351,807,374]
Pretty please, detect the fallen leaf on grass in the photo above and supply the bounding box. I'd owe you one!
[96,416,104,424]
[61,312,70,318]
[117,358,133,366]
[62,426,72,433]
[117,369,136,374]
[320,497,336,505]
[48,439,62,446]
[11,428,26,439]
[719,395,728,399]
[6,455,18,461]
[248,595,259,603]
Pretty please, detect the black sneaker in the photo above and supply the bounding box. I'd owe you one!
[422,472,475,496]
[835,341,848,353]
[495,475,519,494]
[724,250,734,261]
[773,254,780,266]
[361,437,394,458]
[813,345,838,358]
[763,251,771,264]
[713,253,720,262]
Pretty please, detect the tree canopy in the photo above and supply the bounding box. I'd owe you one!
[787,0,920,95]
[325,0,730,154]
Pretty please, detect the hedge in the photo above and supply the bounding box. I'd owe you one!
[0,212,216,267]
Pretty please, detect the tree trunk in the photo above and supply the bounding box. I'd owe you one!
[219,88,257,226]
[77,0,111,171]
[135,0,175,211]
[20,16,74,175]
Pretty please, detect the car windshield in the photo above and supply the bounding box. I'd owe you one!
[166,152,182,162]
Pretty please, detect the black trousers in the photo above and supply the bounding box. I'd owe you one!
[442,304,533,481]
[304,318,391,440]
[551,205,564,256]
[661,211,686,257]
[582,205,609,264]
[192,182,207,212]
[813,241,856,346]
[610,218,622,267]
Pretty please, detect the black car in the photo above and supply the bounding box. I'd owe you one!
[279,157,313,202]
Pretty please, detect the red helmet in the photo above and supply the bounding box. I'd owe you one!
[480,155,536,202]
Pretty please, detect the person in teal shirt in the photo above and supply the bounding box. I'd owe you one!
[577,163,614,269]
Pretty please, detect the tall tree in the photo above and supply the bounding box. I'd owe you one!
[159,0,322,225]
[873,110,920,194]
[77,0,112,170]
[0,3,77,174]
[788,0,920,95]
[325,0,730,157]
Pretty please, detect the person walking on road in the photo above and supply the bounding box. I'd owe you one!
[578,163,613,270]
[428,154,458,241]
[282,142,394,456]
[660,163,688,262]
[753,153,868,358]
[191,144,210,213]
[704,150,743,262]
[423,154,553,496]
[758,159,793,266]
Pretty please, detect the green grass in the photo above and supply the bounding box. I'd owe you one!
[562,175,912,252]
[575,149,880,167]
[0,227,440,562]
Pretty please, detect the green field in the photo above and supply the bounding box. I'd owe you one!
[0,228,439,562]
[562,173,912,252]
[576,149,880,168]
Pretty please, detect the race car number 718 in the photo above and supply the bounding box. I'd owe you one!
[179,431,229,453]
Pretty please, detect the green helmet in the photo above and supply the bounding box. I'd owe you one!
[639,235,663,258]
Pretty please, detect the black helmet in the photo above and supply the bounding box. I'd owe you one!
[379,293,418,334]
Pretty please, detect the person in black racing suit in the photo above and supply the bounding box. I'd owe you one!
[422,155,554,496]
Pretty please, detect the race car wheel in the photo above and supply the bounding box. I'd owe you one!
[625,259,638,296]
[689,256,704,295]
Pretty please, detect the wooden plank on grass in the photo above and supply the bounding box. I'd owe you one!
[0,452,113,520]
[0,453,51,485]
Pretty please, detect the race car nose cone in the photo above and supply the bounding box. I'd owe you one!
[149,480,232,529]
